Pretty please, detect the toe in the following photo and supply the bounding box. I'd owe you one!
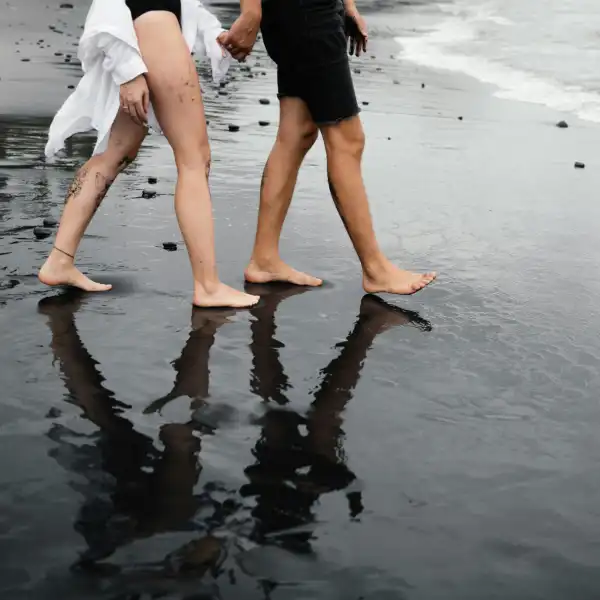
[290,271,322,287]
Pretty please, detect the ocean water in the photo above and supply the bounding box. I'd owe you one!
[393,0,600,122]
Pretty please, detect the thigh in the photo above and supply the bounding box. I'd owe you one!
[133,12,208,161]
[104,109,147,167]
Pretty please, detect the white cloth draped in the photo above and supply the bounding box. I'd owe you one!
[45,0,231,158]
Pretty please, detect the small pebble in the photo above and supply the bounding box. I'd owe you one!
[458,116,463,120]
[393,80,400,85]
[43,217,58,227]
[574,161,586,169]
[421,83,426,89]
[148,176,158,184]
[21,58,31,62]
[556,120,569,129]
[162,242,177,251]
[387,137,391,140]
[218,90,228,96]
[142,189,157,199]
[67,85,74,89]
[46,407,62,418]
[60,2,74,7]
[34,227,52,240]
[259,98,270,105]
[228,124,240,132]
[259,120,270,127]
[376,67,382,72]
[354,68,361,74]
[261,71,267,76]
[362,101,369,106]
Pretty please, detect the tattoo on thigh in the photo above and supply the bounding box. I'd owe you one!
[64,166,89,205]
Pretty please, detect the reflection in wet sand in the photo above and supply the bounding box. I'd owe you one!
[38,288,431,593]
[243,286,432,552]
[39,292,227,577]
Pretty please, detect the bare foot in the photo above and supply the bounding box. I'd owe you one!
[193,282,259,309]
[363,263,436,296]
[38,257,112,292]
[245,259,323,287]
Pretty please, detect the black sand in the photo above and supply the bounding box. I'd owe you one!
[2,1,600,599]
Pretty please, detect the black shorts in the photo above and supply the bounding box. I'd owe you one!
[125,0,181,23]
[261,0,359,125]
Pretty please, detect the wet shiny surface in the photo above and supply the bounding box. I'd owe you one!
[3,1,600,599]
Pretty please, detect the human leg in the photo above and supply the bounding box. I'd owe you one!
[132,11,258,308]
[245,98,322,286]
[38,111,146,291]
[321,117,436,295]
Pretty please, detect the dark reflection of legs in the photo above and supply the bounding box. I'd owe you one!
[247,283,313,405]
[38,295,225,573]
[243,293,433,547]
[144,308,236,415]
[307,294,432,471]
[38,292,157,564]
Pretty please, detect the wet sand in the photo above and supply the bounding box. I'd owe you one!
[2,1,600,599]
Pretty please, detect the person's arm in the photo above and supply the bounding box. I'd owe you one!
[240,0,261,19]
[217,0,262,61]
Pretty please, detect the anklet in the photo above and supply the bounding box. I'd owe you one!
[54,246,75,260]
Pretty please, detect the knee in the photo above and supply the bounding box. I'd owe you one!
[174,142,211,177]
[325,119,365,160]
[278,122,319,153]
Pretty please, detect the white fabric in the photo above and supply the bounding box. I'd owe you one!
[45,0,231,158]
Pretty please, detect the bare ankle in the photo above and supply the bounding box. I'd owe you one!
[249,252,281,268]
[47,247,75,267]
[194,277,221,296]
[362,253,391,279]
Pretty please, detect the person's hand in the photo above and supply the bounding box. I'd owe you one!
[119,74,150,127]
[345,7,368,57]
[217,11,261,62]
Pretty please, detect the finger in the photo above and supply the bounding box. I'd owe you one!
[142,90,149,119]
[133,101,146,127]
[232,50,247,61]
[128,102,142,126]
[217,31,228,45]
[349,35,355,56]
[355,35,361,57]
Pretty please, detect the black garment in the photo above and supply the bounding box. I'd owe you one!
[125,0,181,23]
[260,0,359,125]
